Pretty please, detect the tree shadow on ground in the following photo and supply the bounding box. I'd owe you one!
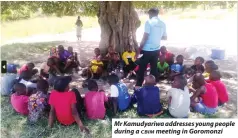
[1,41,64,66]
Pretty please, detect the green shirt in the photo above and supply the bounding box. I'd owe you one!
[157,62,169,72]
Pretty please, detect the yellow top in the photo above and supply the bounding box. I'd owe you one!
[203,72,210,79]
[122,51,136,65]
[90,60,103,73]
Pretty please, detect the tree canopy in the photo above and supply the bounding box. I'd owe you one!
[1,1,236,21]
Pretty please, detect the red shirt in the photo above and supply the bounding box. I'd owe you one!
[159,51,174,62]
[49,90,77,125]
[84,91,108,119]
[201,83,218,108]
[11,93,29,115]
[208,80,229,104]
[18,65,29,75]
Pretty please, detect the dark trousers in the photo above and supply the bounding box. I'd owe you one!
[123,61,137,75]
[71,88,85,119]
[136,50,159,86]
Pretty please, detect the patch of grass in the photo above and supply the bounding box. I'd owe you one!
[1,41,62,65]
[1,16,98,43]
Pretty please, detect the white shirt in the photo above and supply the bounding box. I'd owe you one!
[167,86,190,118]
[19,79,37,88]
[110,85,119,97]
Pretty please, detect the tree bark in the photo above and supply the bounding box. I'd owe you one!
[97,1,141,55]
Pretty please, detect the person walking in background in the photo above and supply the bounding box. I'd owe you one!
[136,8,167,86]
[75,16,83,41]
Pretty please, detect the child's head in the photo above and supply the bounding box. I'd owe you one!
[192,73,206,89]
[57,45,64,53]
[108,46,114,54]
[53,76,72,92]
[195,57,205,66]
[88,79,98,91]
[7,64,18,73]
[108,74,119,85]
[172,75,187,90]
[160,46,167,55]
[176,55,184,65]
[205,60,218,73]
[68,46,73,53]
[144,75,156,86]
[78,16,81,20]
[37,79,49,93]
[159,55,166,64]
[184,67,195,79]
[14,83,27,95]
[20,71,32,81]
[127,45,133,53]
[209,70,221,81]
[94,48,101,57]
[27,63,35,70]
[47,58,55,67]
[113,52,120,61]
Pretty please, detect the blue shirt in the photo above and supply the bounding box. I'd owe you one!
[133,86,162,116]
[1,74,17,95]
[171,63,183,73]
[143,17,167,51]
[114,83,131,111]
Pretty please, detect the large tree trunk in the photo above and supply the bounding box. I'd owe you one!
[97,1,141,55]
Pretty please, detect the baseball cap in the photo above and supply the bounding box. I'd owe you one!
[53,76,72,92]
[7,64,18,73]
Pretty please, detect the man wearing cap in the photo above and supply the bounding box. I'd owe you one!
[136,8,167,86]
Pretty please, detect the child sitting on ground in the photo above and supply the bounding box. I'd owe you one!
[122,45,137,78]
[57,45,74,73]
[89,48,104,79]
[19,63,38,77]
[40,61,50,80]
[108,74,131,115]
[48,77,89,133]
[132,75,163,117]
[190,73,218,115]
[204,60,218,79]
[167,75,190,118]
[191,57,205,73]
[107,53,124,78]
[105,46,116,60]
[170,55,185,81]
[68,46,80,72]
[84,80,108,119]
[28,79,50,123]
[184,67,196,84]
[157,55,169,79]
[207,71,229,106]
[11,83,29,115]
[1,64,18,96]
[19,71,37,91]
[159,46,175,67]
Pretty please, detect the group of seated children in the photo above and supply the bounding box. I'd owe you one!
[87,45,178,81]
[1,44,230,133]
[41,45,80,78]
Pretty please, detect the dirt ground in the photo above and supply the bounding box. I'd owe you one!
[28,40,237,118]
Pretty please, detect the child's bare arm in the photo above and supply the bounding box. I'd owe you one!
[71,104,89,133]
[190,86,205,101]
[48,105,55,128]
[111,97,118,115]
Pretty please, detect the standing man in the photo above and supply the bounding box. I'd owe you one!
[136,8,167,86]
